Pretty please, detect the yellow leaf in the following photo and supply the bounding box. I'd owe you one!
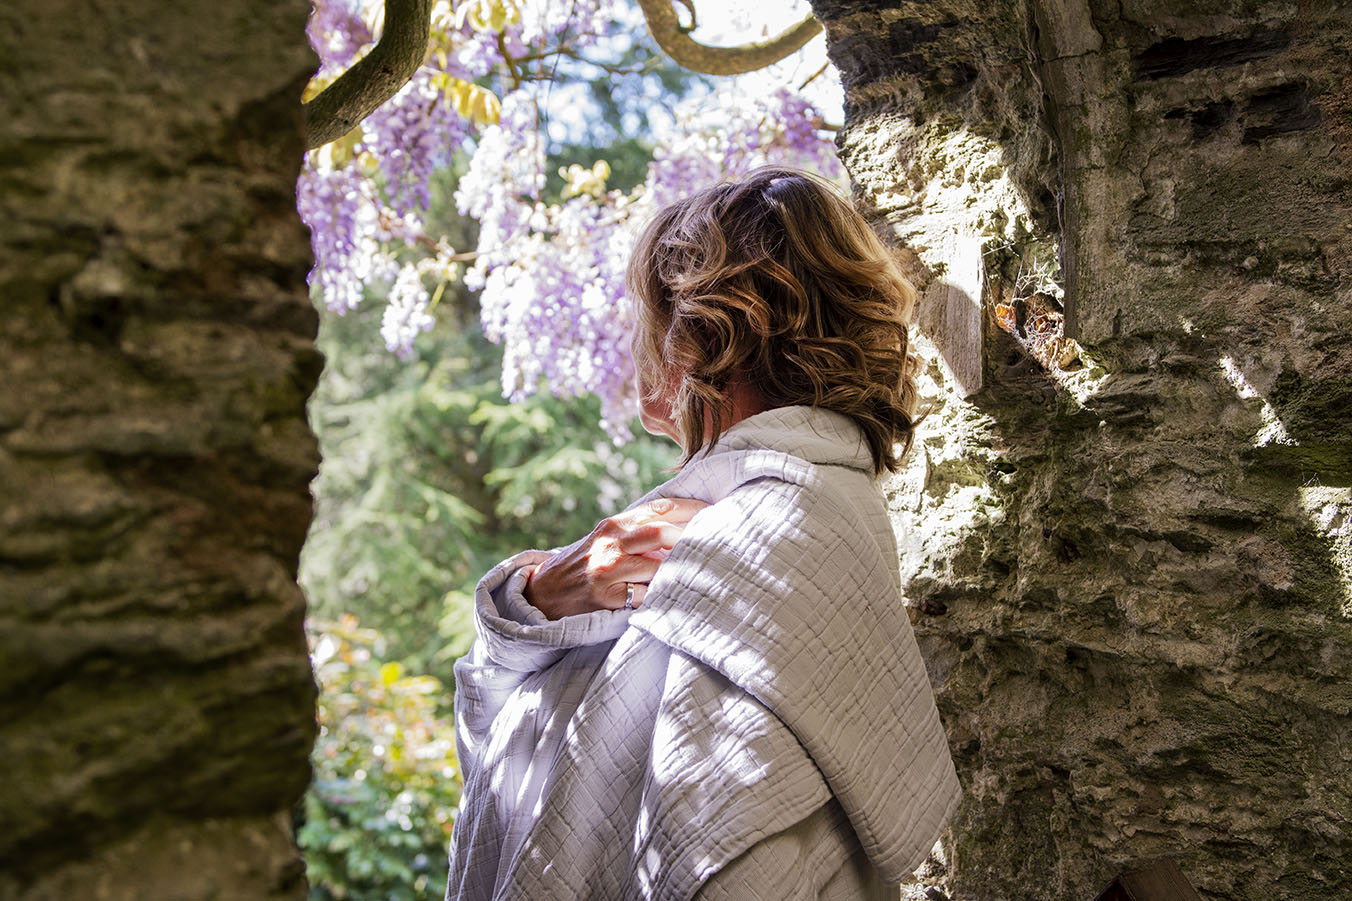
[472,87,501,126]
[449,80,474,118]
[560,160,611,199]
[486,0,508,32]
[355,150,380,177]
[434,72,460,110]
[467,1,489,31]
[320,125,365,169]
[380,662,403,686]
[302,73,335,104]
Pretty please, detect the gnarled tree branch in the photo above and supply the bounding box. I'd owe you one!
[635,0,822,76]
[303,0,823,150]
[303,0,433,150]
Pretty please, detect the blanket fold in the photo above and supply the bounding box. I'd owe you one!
[447,406,961,901]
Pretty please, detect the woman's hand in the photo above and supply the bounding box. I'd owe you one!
[523,497,709,620]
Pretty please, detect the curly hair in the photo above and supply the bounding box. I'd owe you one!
[625,166,923,475]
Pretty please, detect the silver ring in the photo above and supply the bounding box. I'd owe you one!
[623,583,636,610]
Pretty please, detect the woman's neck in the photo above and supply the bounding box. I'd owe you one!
[727,377,767,426]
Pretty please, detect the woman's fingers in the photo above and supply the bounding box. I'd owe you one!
[617,521,686,557]
[527,496,710,619]
[609,549,664,585]
[618,496,709,527]
[607,499,709,601]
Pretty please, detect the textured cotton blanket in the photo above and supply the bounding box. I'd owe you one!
[446,406,961,900]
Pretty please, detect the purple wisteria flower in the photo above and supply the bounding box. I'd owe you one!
[466,85,842,439]
[299,0,843,438]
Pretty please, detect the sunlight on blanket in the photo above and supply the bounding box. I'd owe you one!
[491,683,544,807]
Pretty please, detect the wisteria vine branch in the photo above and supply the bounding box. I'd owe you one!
[304,0,434,149]
[635,0,822,75]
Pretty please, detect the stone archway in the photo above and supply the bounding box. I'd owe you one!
[1,3,320,897]
[5,2,1350,899]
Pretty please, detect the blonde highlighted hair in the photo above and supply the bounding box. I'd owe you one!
[626,166,922,475]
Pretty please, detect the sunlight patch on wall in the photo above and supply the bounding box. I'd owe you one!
[1219,354,1292,447]
[1298,484,1352,616]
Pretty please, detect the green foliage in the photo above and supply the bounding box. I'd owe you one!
[300,616,461,901]
[300,296,676,682]
[298,246,677,900]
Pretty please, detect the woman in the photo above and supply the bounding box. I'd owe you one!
[445,167,961,900]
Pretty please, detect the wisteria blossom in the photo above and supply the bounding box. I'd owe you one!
[299,0,842,438]
[454,89,547,290]
[381,264,435,358]
[364,69,470,216]
[297,157,383,314]
[462,85,841,437]
[306,0,373,76]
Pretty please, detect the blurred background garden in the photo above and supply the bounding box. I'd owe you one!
[296,286,678,899]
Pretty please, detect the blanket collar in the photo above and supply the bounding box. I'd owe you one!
[633,406,875,512]
[692,405,873,472]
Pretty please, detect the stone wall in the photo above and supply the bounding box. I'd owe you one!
[0,2,320,897]
[813,1,1352,899]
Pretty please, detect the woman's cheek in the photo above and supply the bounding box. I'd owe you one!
[639,395,681,444]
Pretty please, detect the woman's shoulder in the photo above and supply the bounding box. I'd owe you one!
[672,466,890,584]
[718,447,885,524]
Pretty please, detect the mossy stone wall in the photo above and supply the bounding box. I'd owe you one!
[0,2,319,897]
[812,1,1352,898]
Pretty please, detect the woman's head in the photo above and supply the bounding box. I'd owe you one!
[626,166,922,475]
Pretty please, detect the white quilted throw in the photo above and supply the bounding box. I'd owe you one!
[446,406,961,900]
